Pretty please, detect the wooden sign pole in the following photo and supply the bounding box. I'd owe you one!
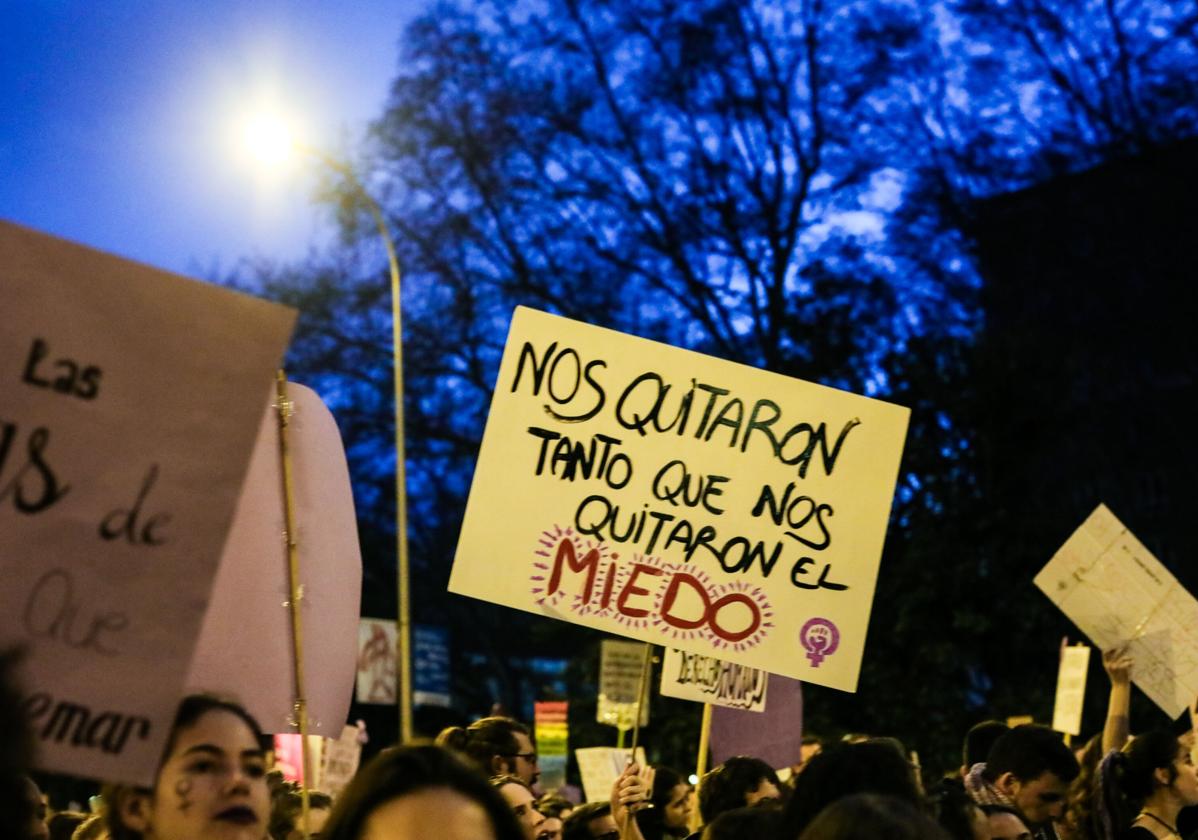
[690,703,712,833]
[629,645,653,758]
[275,372,311,836]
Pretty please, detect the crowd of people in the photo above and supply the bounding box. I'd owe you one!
[4,646,1198,840]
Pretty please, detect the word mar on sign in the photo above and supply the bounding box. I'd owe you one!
[450,307,910,691]
[186,383,362,736]
[660,647,768,713]
[0,221,296,784]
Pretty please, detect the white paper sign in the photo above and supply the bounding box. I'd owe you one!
[320,724,364,798]
[575,746,647,804]
[597,639,649,728]
[0,221,295,783]
[660,648,767,712]
[1052,646,1090,736]
[186,383,362,735]
[1036,504,1198,718]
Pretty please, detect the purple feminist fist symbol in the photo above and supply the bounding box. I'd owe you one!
[800,618,840,668]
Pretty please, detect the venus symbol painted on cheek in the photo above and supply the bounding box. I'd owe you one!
[174,778,193,812]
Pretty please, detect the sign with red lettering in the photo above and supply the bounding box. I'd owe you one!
[449,307,908,690]
[0,221,295,783]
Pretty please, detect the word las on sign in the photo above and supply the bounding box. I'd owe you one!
[22,337,102,400]
[532,528,773,652]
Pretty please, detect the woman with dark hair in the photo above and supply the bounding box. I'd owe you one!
[782,739,924,839]
[635,766,692,840]
[105,694,271,840]
[796,793,951,840]
[1097,730,1198,840]
[438,717,539,788]
[698,756,782,826]
[490,774,547,840]
[1064,648,1135,840]
[319,744,524,840]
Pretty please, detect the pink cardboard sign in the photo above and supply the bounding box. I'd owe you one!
[0,221,295,784]
[187,382,362,735]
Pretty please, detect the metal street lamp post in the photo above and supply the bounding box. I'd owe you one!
[236,119,414,743]
[309,148,413,745]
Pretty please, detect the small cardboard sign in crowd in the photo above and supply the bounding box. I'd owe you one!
[660,647,768,713]
[597,639,650,728]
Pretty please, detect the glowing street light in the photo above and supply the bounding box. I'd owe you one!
[237,112,299,171]
[232,108,415,745]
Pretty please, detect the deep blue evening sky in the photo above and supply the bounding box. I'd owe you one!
[0,1,419,277]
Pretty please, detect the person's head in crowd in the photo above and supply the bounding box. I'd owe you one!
[22,775,51,840]
[872,736,924,793]
[1,647,39,840]
[792,735,824,779]
[783,739,923,839]
[1074,733,1102,770]
[981,805,1032,840]
[267,788,333,840]
[1098,729,1198,838]
[978,724,1078,826]
[105,694,270,840]
[535,794,572,840]
[1061,733,1105,840]
[699,802,782,840]
[962,722,1011,777]
[437,717,540,788]
[536,794,573,819]
[47,811,88,840]
[635,766,691,839]
[928,780,988,840]
[561,802,617,840]
[697,756,781,825]
[319,744,524,840]
[796,793,953,840]
[490,775,545,840]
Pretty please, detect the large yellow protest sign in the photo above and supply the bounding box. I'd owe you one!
[450,308,909,691]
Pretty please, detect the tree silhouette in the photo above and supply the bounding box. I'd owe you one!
[236,0,1198,770]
